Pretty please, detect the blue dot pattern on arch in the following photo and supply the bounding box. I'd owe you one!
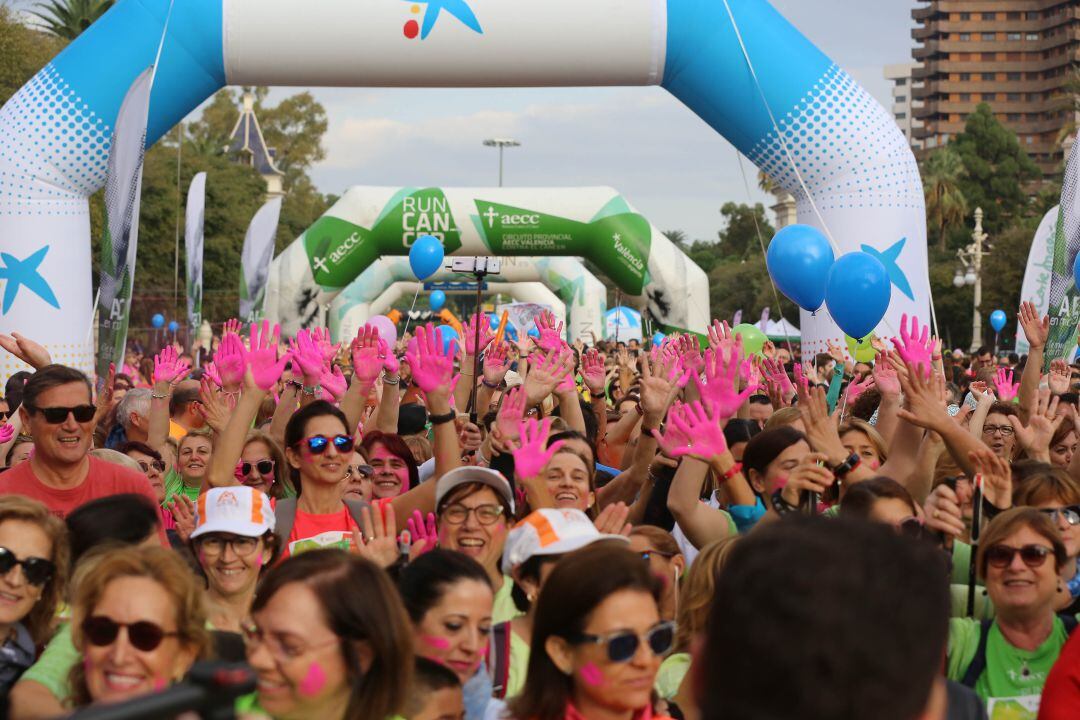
[747,65,923,214]
[0,63,111,215]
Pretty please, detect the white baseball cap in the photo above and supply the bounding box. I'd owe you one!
[501,508,628,575]
[436,466,515,514]
[190,486,275,539]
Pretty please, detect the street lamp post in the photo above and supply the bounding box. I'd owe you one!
[953,207,990,353]
[483,138,521,187]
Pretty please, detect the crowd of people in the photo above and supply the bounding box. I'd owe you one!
[0,306,1077,718]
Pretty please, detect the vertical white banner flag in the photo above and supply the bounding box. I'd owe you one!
[185,172,206,331]
[239,196,282,322]
[95,67,154,391]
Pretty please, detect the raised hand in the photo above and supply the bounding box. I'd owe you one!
[167,495,196,543]
[923,484,966,541]
[778,452,835,508]
[706,319,736,356]
[510,417,564,479]
[406,510,438,560]
[288,329,325,384]
[320,365,348,402]
[762,357,795,399]
[523,347,574,406]
[351,506,399,570]
[405,324,456,395]
[246,321,288,391]
[1008,387,1062,462]
[593,501,632,537]
[222,318,242,337]
[483,342,510,388]
[495,387,526,445]
[1018,301,1049,351]
[202,362,223,389]
[197,378,233,434]
[311,326,340,363]
[214,333,247,392]
[652,401,728,463]
[153,346,190,386]
[891,314,934,379]
[825,339,847,365]
[872,354,901,397]
[1050,358,1071,395]
[351,325,383,387]
[641,347,688,419]
[895,359,951,434]
[0,332,51,370]
[461,313,495,356]
[698,344,757,421]
[676,334,705,376]
[970,447,1012,511]
[844,375,875,405]
[378,339,400,376]
[580,348,606,396]
[534,310,566,353]
[993,367,1019,402]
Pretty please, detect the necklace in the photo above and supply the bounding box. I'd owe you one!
[1021,658,1031,679]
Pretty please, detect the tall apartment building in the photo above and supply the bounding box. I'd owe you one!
[911,0,1080,177]
[885,62,925,149]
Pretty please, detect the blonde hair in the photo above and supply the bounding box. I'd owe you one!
[89,448,143,473]
[675,537,739,652]
[838,419,888,464]
[764,407,801,431]
[0,496,69,644]
[402,434,433,465]
[69,546,211,706]
[244,429,294,499]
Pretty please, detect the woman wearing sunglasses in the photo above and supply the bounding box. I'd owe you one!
[510,542,673,720]
[68,545,210,707]
[190,486,277,634]
[0,497,68,692]
[946,508,1072,711]
[398,549,495,720]
[235,429,294,500]
[244,550,412,720]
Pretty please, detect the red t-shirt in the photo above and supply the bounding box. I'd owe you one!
[0,456,159,519]
[283,505,360,558]
[1039,626,1080,719]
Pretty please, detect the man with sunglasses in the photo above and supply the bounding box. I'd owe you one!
[0,365,159,524]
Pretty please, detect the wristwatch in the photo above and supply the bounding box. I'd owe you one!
[429,410,456,426]
[771,490,800,517]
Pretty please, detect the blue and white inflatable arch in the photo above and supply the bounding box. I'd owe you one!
[0,0,926,375]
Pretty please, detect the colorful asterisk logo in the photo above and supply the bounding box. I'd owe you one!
[402,0,484,40]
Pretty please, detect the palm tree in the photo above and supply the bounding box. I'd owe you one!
[922,147,968,251]
[29,0,114,41]
[1054,67,1080,150]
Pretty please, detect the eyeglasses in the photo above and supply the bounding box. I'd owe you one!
[985,544,1054,569]
[81,615,178,652]
[240,619,340,663]
[295,434,354,455]
[345,464,373,480]
[0,411,9,421]
[137,459,166,474]
[982,425,1015,437]
[0,546,55,586]
[569,621,676,663]
[28,404,95,424]
[238,459,275,478]
[1039,506,1080,526]
[196,534,261,558]
[441,503,504,526]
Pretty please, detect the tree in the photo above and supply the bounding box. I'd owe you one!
[0,6,65,105]
[717,202,773,260]
[28,0,112,40]
[922,147,968,251]
[950,103,1041,233]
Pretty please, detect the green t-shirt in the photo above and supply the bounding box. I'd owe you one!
[163,469,200,504]
[655,652,691,700]
[950,583,995,620]
[493,575,523,624]
[505,626,531,699]
[946,616,1069,718]
[19,622,76,702]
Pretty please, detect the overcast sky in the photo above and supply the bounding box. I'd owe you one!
[9,0,919,241]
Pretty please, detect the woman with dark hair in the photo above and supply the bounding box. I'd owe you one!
[839,477,924,535]
[236,429,295,500]
[244,550,413,720]
[509,542,673,720]
[399,549,495,719]
[361,430,419,499]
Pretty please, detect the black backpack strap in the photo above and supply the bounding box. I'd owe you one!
[274,499,297,548]
[490,621,512,699]
[960,620,994,689]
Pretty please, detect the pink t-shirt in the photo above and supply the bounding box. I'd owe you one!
[0,456,159,519]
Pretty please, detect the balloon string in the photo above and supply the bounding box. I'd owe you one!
[401,285,423,339]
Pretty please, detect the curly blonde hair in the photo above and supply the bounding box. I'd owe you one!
[0,496,68,644]
[68,546,211,706]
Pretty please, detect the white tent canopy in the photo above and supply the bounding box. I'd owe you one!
[765,318,801,340]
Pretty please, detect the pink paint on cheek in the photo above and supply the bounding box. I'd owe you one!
[255,552,264,567]
[772,475,788,491]
[580,662,604,687]
[197,550,207,567]
[421,635,452,651]
[298,661,327,697]
[153,677,167,692]
[869,459,880,470]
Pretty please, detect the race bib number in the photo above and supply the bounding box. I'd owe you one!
[986,695,1040,720]
[289,530,351,557]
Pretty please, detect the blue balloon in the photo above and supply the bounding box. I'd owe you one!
[167,321,179,333]
[489,313,500,330]
[151,313,165,328]
[527,327,540,338]
[436,325,458,354]
[825,253,891,340]
[766,224,835,312]
[652,331,666,346]
[430,290,447,311]
[1074,251,1080,292]
[409,235,445,280]
[989,309,1007,333]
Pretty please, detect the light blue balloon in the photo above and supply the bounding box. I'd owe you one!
[825,253,891,340]
[151,313,165,328]
[436,324,458,354]
[488,313,500,330]
[409,235,445,280]
[430,290,447,311]
[1074,251,1080,292]
[167,320,179,333]
[652,331,666,346]
[766,224,835,312]
[989,309,1007,333]
[527,327,540,338]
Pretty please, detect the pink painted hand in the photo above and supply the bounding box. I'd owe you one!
[247,321,288,391]
[676,334,704,376]
[511,417,564,479]
[0,424,15,444]
[214,333,246,391]
[994,367,1020,402]
[845,375,875,404]
[461,313,495,356]
[763,357,794,398]
[698,345,758,420]
[706,319,737,356]
[891,314,934,379]
[351,325,383,387]
[495,387,526,444]
[378,339,400,376]
[288,329,325,382]
[405,324,456,394]
[872,355,901,397]
[222,318,242,336]
[310,326,340,362]
[153,346,190,385]
[320,365,348,402]
[406,510,438,559]
[580,348,606,395]
[483,341,510,387]
[652,401,728,462]
[202,362,223,389]
[535,310,566,353]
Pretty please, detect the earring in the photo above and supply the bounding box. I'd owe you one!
[527,592,535,603]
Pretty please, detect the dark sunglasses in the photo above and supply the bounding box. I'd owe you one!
[297,434,354,455]
[0,546,54,587]
[239,460,275,477]
[81,615,178,652]
[0,412,9,421]
[137,459,167,474]
[28,404,95,424]
[985,544,1054,570]
[346,464,373,479]
[1038,506,1080,527]
[570,621,675,663]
